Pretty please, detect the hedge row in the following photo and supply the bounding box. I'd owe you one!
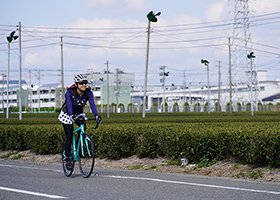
[1,112,280,125]
[0,125,62,154]
[0,122,279,167]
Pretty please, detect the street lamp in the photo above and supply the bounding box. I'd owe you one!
[247,51,256,116]
[6,30,19,119]
[201,59,210,114]
[142,11,161,118]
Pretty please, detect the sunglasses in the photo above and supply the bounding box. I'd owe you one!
[78,81,88,85]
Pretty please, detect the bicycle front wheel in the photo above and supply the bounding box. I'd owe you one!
[78,133,95,178]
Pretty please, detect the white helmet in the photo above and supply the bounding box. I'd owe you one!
[74,74,88,83]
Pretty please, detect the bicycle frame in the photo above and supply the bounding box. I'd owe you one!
[62,113,100,177]
[72,123,91,161]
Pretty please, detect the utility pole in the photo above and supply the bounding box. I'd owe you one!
[188,82,192,105]
[7,42,10,119]
[228,37,233,114]
[160,65,168,112]
[7,28,19,118]
[247,51,256,116]
[1,74,6,112]
[18,21,22,120]
[130,90,133,113]
[143,11,161,118]
[31,84,33,113]
[217,60,221,112]
[207,64,210,114]
[105,61,110,118]
[163,68,166,113]
[183,70,187,103]
[115,68,121,110]
[37,69,41,113]
[201,59,210,115]
[250,58,254,116]
[60,36,64,106]
[143,20,151,118]
[28,69,32,112]
[99,78,104,113]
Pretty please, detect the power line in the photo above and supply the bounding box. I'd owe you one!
[1,11,278,34]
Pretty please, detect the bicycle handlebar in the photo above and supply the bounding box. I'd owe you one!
[73,113,101,130]
[93,120,100,129]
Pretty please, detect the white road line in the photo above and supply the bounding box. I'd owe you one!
[103,175,280,195]
[0,186,67,199]
[1,162,280,195]
[0,163,61,173]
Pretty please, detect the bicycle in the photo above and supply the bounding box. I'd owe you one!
[62,113,100,178]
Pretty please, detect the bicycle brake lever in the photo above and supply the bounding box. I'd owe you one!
[93,121,100,129]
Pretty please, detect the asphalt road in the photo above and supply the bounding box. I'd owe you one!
[0,159,279,200]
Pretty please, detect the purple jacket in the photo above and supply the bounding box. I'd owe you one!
[62,85,98,117]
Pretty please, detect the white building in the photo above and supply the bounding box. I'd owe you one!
[0,70,135,113]
[0,80,28,111]
[131,70,280,112]
[0,70,279,113]
[87,70,135,111]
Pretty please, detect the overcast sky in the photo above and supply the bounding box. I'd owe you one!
[0,0,279,87]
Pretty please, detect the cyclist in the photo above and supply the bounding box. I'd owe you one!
[58,73,102,170]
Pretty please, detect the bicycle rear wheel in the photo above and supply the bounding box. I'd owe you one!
[78,133,95,178]
[62,138,74,177]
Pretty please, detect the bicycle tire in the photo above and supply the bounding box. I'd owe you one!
[62,138,74,177]
[78,133,95,178]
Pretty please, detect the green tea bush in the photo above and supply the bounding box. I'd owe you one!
[1,112,280,167]
[29,125,63,154]
[0,125,63,154]
[94,125,137,159]
[136,124,164,158]
[0,126,30,150]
